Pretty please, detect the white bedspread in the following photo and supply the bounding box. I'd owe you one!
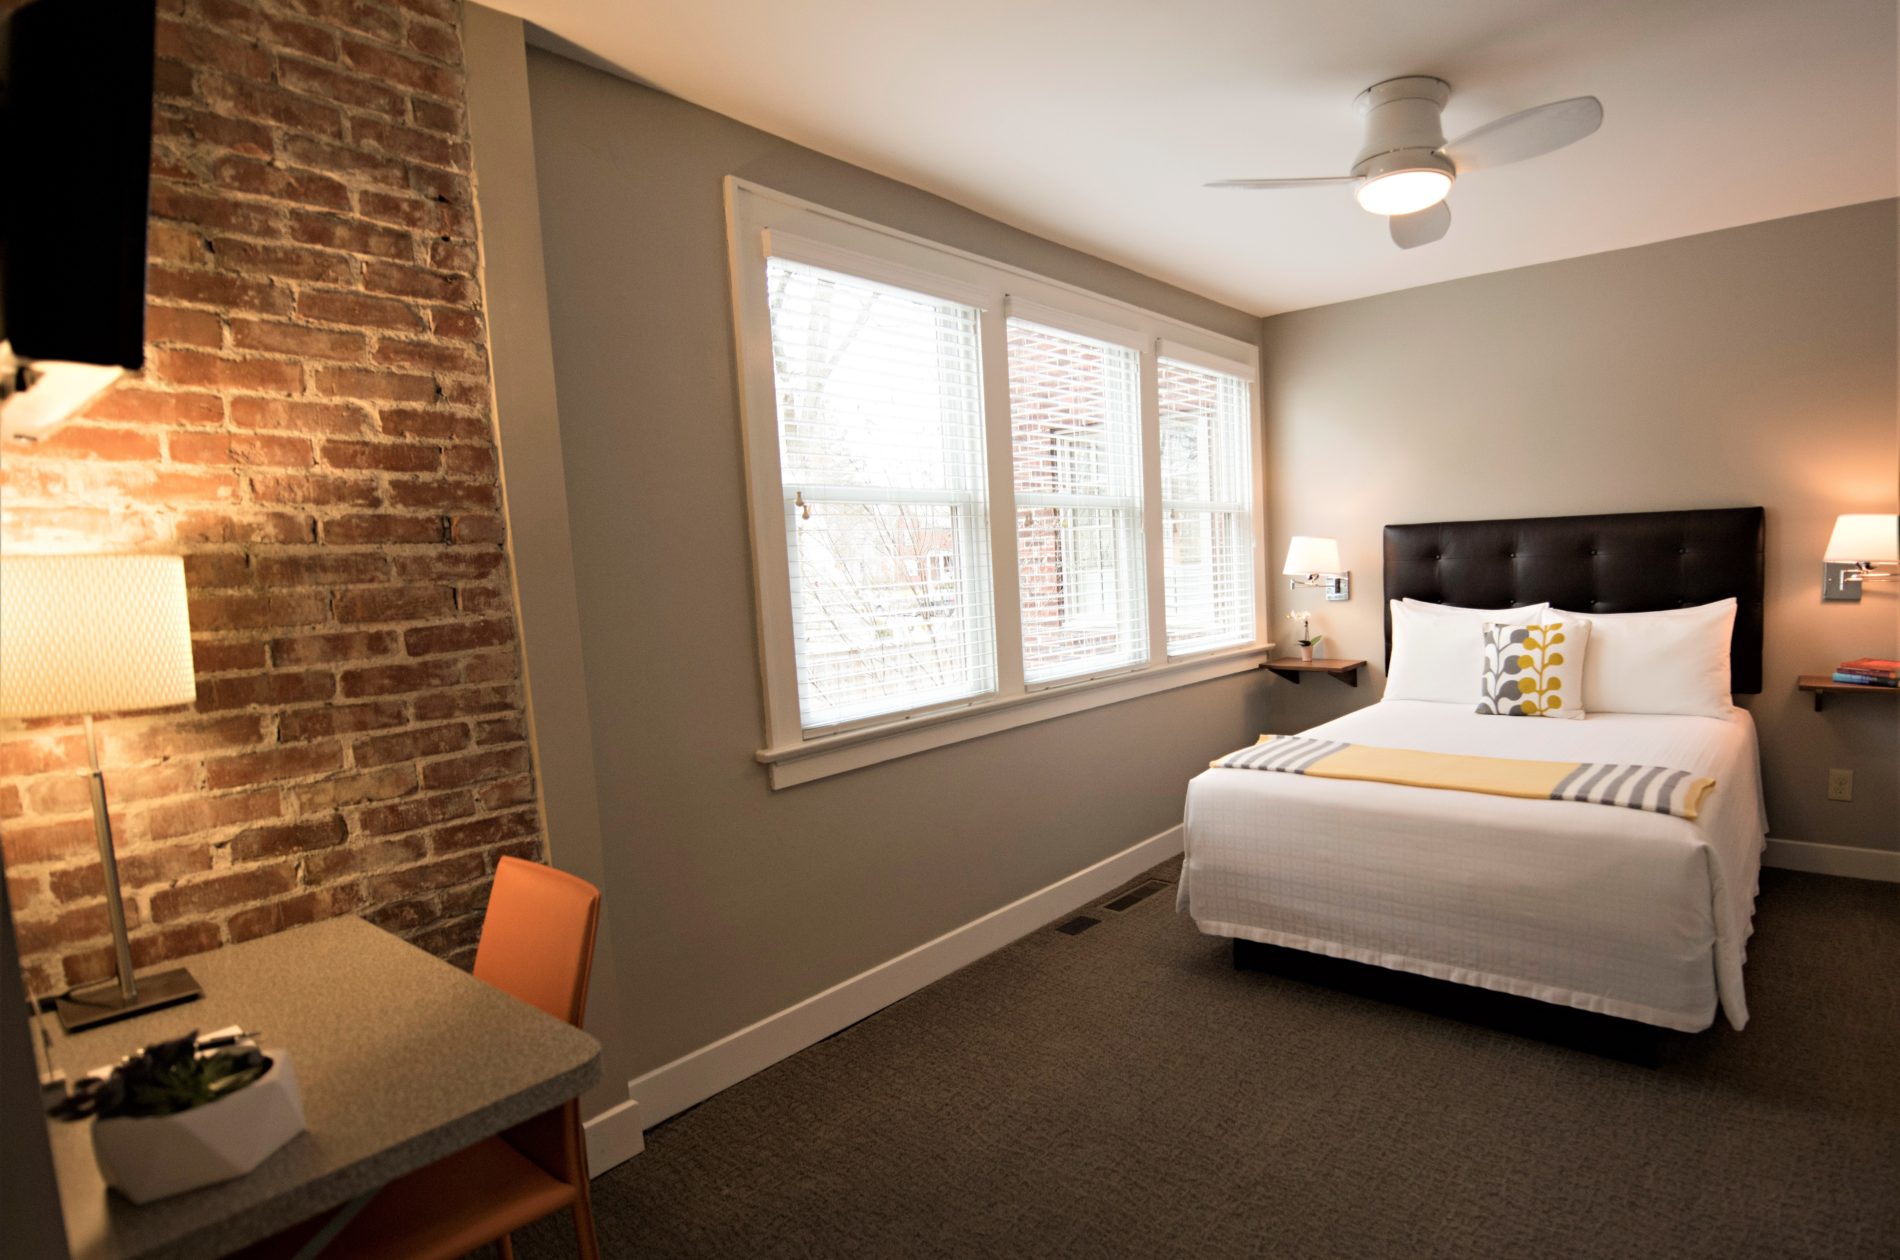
[1179,701,1768,1031]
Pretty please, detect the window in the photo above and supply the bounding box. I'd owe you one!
[1159,352,1256,655]
[1007,319,1146,683]
[729,181,1264,786]
[765,258,994,731]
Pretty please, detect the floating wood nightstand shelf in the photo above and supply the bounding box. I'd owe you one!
[1798,674,1898,712]
[1266,658,1366,686]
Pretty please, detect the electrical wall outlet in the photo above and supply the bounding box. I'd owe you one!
[1826,769,1854,802]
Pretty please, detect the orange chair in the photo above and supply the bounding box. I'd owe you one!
[237,857,603,1260]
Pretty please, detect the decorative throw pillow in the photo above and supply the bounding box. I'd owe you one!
[1478,618,1591,718]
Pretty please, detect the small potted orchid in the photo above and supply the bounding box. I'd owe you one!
[48,1029,305,1204]
[1285,611,1324,663]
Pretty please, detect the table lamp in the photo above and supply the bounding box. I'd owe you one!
[0,553,203,1031]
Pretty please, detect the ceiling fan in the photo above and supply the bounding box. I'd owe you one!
[1208,76,1603,249]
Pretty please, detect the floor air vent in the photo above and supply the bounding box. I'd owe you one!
[1055,915,1100,936]
[1100,880,1169,913]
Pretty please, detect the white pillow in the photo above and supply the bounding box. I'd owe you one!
[1387,599,1548,704]
[1478,616,1592,719]
[1552,598,1736,717]
[1400,598,1542,617]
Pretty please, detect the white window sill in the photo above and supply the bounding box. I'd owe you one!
[756,643,1271,788]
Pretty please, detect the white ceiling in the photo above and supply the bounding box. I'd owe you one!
[494,0,1899,316]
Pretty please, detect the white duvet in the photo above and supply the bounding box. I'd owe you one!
[1178,700,1768,1031]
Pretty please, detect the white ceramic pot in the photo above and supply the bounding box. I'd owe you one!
[1299,644,1315,663]
[90,1049,306,1204]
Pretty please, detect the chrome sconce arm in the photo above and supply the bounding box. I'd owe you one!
[1288,571,1350,600]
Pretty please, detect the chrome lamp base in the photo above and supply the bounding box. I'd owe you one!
[51,714,207,1034]
[53,967,203,1033]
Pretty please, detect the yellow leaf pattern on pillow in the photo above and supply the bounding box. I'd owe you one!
[1480,622,1569,717]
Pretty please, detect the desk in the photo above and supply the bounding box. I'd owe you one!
[39,916,602,1260]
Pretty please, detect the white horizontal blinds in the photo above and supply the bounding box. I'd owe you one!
[1007,318,1148,684]
[765,257,996,731]
[1159,355,1255,654]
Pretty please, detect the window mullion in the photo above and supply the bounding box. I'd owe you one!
[1247,374,1268,650]
[1140,343,1167,666]
[978,302,1026,698]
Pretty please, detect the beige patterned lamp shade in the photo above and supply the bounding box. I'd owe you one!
[0,555,198,719]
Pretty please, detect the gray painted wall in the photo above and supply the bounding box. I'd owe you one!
[1262,200,1899,852]
[524,49,1268,1075]
[463,7,633,1126]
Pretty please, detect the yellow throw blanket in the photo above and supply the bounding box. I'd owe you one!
[1211,735,1716,820]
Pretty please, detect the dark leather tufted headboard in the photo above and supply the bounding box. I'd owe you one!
[1383,507,1766,693]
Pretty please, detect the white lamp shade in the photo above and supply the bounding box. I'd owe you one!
[1823,514,1899,564]
[1282,536,1342,576]
[0,554,198,719]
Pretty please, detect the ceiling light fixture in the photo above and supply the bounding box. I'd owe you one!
[1354,168,1453,216]
[1207,76,1603,250]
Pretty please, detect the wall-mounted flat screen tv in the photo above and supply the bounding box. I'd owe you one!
[0,0,157,370]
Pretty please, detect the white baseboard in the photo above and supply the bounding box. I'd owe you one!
[1763,837,1900,882]
[624,823,1186,1130]
[582,1093,644,1175]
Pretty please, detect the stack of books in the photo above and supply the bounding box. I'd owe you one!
[1832,658,1899,687]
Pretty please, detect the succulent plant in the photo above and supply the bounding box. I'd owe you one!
[48,1031,270,1122]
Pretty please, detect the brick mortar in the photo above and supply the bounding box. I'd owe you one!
[0,0,544,994]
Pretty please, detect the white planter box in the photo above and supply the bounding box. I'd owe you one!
[90,1049,306,1204]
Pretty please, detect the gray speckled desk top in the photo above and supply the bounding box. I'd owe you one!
[40,915,602,1260]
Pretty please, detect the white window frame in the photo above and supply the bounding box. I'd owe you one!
[1005,306,1149,683]
[766,256,996,734]
[1157,340,1260,659]
[726,178,1268,788]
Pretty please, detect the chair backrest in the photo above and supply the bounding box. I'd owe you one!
[473,856,601,1028]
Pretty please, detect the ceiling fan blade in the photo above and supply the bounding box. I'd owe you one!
[1441,96,1602,172]
[1389,200,1451,249]
[1204,176,1360,190]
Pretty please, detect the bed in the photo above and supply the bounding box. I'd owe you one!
[1178,507,1769,1033]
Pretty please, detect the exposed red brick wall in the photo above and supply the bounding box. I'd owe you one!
[0,0,542,994]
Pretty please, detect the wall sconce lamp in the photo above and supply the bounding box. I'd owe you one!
[0,341,126,440]
[1821,514,1899,603]
[1283,536,1350,601]
[0,554,203,1031]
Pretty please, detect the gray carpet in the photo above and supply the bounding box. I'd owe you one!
[512,864,1899,1259]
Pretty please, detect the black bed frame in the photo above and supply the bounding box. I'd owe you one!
[1382,505,1765,692]
[1233,506,1768,1061]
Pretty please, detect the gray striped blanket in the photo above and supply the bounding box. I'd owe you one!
[1209,736,1717,821]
